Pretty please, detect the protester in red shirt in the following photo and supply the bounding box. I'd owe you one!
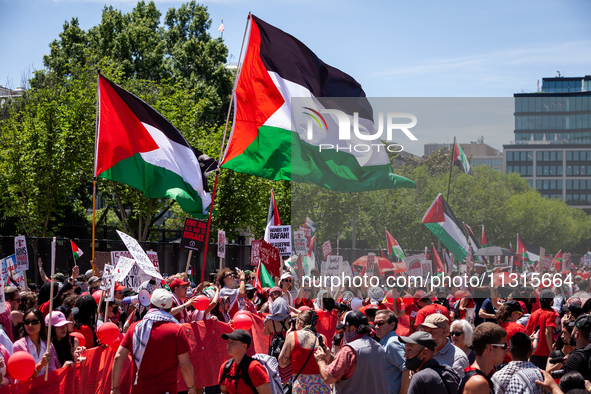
[219,330,271,394]
[413,290,450,330]
[111,289,195,394]
[496,301,528,364]
[525,289,558,368]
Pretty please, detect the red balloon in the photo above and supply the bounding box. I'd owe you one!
[70,332,86,347]
[192,295,210,311]
[92,291,102,305]
[8,351,35,381]
[298,306,311,311]
[315,308,325,319]
[97,322,120,345]
[233,314,253,331]
[385,290,394,304]
[583,272,590,280]
[109,333,124,352]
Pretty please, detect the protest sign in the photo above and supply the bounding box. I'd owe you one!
[543,255,553,270]
[341,260,353,278]
[321,255,343,279]
[0,275,4,314]
[405,254,425,277]
[584,253,591,267]
[179,218,207,252]
[217,230,225,258]
[322,240,332,260]
[259,240,280,276]
[299,225,312,254]
[268,225,291,256]
[250,240,260,267]
[366,253,376,273]
[116,231,162,279]
[1,255,25,289]
[101,264,115,302]
[14,235,29,272]
[113,257,151,290]
[111,251,158,270]
[421,260,432,280]
[294,231,307,256]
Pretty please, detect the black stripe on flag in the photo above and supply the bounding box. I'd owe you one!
[441,196,465,235]
[102,76,190,149]
[252,15,373,120]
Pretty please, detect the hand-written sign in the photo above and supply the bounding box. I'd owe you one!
[366,253,376,272]
[321,255,343,279]
[250,240,260,267]
[111,251,159,270]
[14,236,29,272]
[294,231,307,256]
[101,264,115,302]
[180,218,207,252]
[113,257,151,291]
[322,241,332,260]
[116,230,162,280]
[217,230,225,258]
[268,226,291,256]
[1,255,25,289]
[259,240,280,277]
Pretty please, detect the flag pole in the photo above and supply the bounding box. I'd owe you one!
[200,13,252,283]
[92,71,100,276]
[446,137,455,202]
[45,237,56,381]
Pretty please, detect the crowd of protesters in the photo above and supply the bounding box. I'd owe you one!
[0,258,591,394]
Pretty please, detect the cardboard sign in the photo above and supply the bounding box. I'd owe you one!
[250,240,260,267]
[321,255,343,279]
[267,225,291,256]
[179,218,207,252]
[299,225,312,254]
[217,230,226,258]
[422,260,432,279]
[322,240,332,260]
[1,255,25,289]
[111,251,159,270]
[101,264,115,302]
[341,261,353,278]
[405,253,425,277]
[543,255,553,270]
[116,231,162,279]
[259,240,280,277]
[14,235,29,272]
[112,257,136,282]
[113,257,151,290]
[366,253,376,272]
[294,231,307,256]
[584,254,591,267]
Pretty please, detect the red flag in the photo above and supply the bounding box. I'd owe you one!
[431,244,445,273]
[481,225,488,247]
[380,247,387,259]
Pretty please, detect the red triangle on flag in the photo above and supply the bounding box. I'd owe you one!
[422,195,444,223]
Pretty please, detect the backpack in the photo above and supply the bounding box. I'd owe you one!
[425,364,458,394]
[219,354,282,394]
[268,320,288,360]
[459,368,494,394]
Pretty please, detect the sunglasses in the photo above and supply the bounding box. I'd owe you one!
[450,331,463,337]
[283,279,292,282]
[515,311,523,316]
[24,319,41,326]
[374,321,387,327]
[224,273,236,279]
[249,276,255,280]
[491,343,509,350]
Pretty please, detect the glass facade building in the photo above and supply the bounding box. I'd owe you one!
[504,75,591,208]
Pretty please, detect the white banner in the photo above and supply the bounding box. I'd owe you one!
[217,230,226,258]
[101,264,115,302]
[405,253,425,278]
[268,225,292,256]
[111,250,158,270]
[321,255,343,279]
[116,231,162,279]
[14,236,29,272]
[113,257,150,291]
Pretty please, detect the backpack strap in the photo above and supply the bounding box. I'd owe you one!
[219,356,258,394]
[219,358,234,386]
[426,365,453,394]
[459,369,494,394]
[292,335,316,383]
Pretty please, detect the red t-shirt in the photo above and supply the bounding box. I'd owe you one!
[73,325,96,348]
[414,304,450,328]
[526,307,557,357]
[122,321,191,394]
[500,321,528,363]
[405,304,419,329]
[218,358,270,394]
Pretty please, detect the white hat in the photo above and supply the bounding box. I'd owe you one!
[474,263,486,268]
[151,289,173,309]
[280,272,292,281]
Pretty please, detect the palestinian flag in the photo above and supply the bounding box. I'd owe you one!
[304,217,316,236]
[263,190,281,242]
[70,240,83,260]
[481,225,488,247]
[452,138,474,176]
[385,229,406,261]
[553,250,563,271]
[95,74,212,218]
[431,244,445,273]
[254,263,275,293]
[422,194,470,261]
[220,15,415,192]
[516,234,540,264]
[188,266,194,284]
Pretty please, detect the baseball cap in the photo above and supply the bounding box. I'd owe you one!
[419,313,449,330]
[85,269,93,279]
[170,278,190,292]
[474,263,486,268]
[45,311,69,328]
[269,287,282,295]
[540,289,555,302]
[562,303,583,317]
[280,272,292,281]
[341,311,368,328]
[504,300,523,313]
[359,305,378,319]
[245,283,255,292]
[517,301,528,314]
[54,273,66,282]
[399,331,437,351]
[114,284,125,292]
[413,290,429,302]
[151,289,173,309]
[575,315,591,331]
[222,329,252,347]
[88,276,101,286]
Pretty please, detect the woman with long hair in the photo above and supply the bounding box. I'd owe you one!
[278,310,331,393]
[12,309,60,377]
[74,295,97,348]
[46,311,76,367]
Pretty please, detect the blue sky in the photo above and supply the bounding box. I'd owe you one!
[1,0,590,154]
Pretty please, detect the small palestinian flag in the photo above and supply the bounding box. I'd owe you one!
[385,229,406,261]
[263,190,281,242]
[254,263,275,293]
[220,15,415,192]
[553,250,563,271]
[188,266,194,284]
[95,74,213,218]
[422,194,470,261]
[452,138,474,176]
[70,240,84,260]
[481,225,488,248]
[516,234,540,264]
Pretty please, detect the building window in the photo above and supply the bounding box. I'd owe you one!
[527,180,533,188]
[507,151,513,161]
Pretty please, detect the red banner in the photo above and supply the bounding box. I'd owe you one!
[259,239,280,277]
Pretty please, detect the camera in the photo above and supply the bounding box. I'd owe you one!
[334,303,348,312]
[550,370,565,379]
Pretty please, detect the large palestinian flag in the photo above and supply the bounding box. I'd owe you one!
[516,234,540,263]
[422,194,470,261]
[263,190,281,242]
[452,139,474,176]
[221,15,415,192]
[95,74,212,218]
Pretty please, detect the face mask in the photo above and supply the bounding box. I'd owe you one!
[343,330,358,344]
[79,283,88,293]
[405,353,424,371]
